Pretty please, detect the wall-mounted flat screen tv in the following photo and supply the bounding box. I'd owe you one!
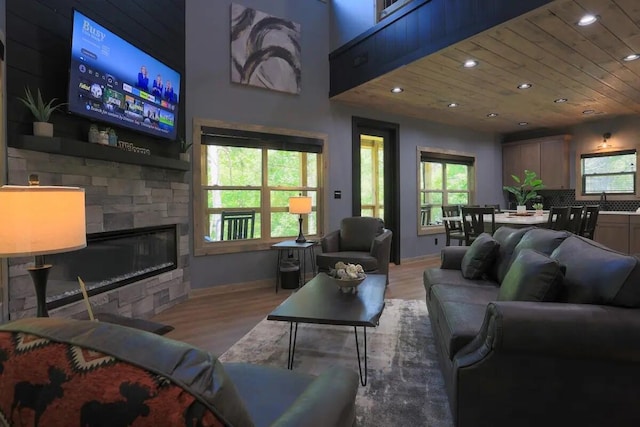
[67,10,181,140]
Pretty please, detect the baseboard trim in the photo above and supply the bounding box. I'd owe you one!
[190,279,273,298]
[399,253,440,264]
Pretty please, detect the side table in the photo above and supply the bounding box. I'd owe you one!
[271,240,317,293]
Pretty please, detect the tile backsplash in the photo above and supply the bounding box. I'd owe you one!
[538,189,640,212]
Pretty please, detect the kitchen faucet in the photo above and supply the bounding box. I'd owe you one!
[599,192,608,210]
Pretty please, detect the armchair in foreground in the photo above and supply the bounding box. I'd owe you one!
[316,216,393,283]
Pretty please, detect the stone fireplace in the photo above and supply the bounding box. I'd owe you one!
[7,144,190,320]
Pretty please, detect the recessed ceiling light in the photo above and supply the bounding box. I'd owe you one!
[583,109,595,115]
[554,98,568,103]
[518,122,529,126]
[390,87,404,93]
[577,14,598,26]
[517,83,533,89]
[463,59,478,68]
[623,54,640,62]
[448,103,458,108]
[487,113,498,118]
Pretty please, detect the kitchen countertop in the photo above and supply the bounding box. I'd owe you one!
[599,211,640,215]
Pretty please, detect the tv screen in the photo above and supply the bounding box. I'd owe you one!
[67,10,180,140]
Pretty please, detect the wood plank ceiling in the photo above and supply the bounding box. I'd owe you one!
[330,0,640,135]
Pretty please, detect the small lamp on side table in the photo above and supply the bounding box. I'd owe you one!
[288,195,312,243]
[0,175,87,317]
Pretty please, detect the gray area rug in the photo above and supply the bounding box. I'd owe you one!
[220,299,453,426]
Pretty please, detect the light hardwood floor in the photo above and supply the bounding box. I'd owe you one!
[151,256,439,356]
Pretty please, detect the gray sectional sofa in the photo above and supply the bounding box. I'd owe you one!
[424,226,640,427]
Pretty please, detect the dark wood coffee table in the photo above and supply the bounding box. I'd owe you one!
[267,272,386,385]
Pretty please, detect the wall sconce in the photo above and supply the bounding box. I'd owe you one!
[599,132,612,149]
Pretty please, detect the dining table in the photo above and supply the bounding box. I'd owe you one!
[445,211,549,228]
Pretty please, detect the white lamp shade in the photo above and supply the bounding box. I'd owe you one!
[288,196,312,214]
[0,185,87,257]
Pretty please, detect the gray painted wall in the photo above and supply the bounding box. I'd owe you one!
[330,0,375,51]
[568,114,640,186]
[186,0,502,288]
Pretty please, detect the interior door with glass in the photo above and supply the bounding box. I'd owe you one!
[351,117,400,265]
[360,135,384,219]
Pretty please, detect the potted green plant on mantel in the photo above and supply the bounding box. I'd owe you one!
[503,170,545,214]
[17,87,67,138]
[179,137,192,161]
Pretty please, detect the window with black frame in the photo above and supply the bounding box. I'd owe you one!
[418,149,475,228]
[193,123,325,255]
[581,150,636,195]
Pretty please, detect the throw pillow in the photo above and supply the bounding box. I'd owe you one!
[461,233,499,279]
[498,249,565,302]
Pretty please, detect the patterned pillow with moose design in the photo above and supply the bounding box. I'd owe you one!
[0,331,225,426]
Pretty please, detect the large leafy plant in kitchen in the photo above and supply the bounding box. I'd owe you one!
[503,170,545,206]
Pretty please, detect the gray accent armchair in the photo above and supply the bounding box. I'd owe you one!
[316,217,393,283]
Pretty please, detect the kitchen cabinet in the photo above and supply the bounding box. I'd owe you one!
[630,216,640,255]
[540,138,570,189]
[594,214,630,254]
[502,135,570,189]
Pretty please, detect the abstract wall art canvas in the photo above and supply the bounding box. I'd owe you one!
[231,4,301,94]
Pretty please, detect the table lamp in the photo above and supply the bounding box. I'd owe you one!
[288,196,312,243]
[0,175,86,317]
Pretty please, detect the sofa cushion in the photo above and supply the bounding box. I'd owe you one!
[423,268,498,301]
[498,249,565,302]
[461,233,499,279]
[339,217,383,251]
[513,228,569,257]
[489,226,535,283]
[430,284,493,360]
[551,236,640,307]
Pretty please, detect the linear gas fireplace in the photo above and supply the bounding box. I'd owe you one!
[45,225,178,310]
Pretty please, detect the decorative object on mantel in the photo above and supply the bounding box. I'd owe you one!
[0,174,87,317]
[88,124,100,143]
[17,87,67,138]
[108,128,118,146]
[503,170,545,214]
[117,140,151,155]
[179,137,192,161]
[230,3,302,94]
[98,129,109,145]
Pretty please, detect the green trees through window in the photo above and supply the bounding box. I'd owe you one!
[417,147,475,229]
[202,145,320,242]
[581,150,636,194]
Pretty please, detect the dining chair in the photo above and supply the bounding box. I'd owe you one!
[420,204,432,226]
[580,205,600,239]
[441,205,465,246]
[546,206,571,231]
[220,210,256,240]
[484,204,501,213]
[565,206,584,234]
[461,206,495,245]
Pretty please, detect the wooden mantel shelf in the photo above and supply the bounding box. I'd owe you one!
[9,135,190,171]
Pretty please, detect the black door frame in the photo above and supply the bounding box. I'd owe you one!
[351,116,400,265]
